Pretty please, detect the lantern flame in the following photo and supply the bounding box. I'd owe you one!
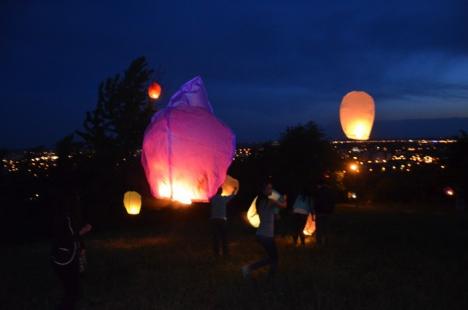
[158,182,195,205]
[351,122,367,140]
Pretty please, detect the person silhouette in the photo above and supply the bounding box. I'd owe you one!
[210,186,238,256]
[242,180,287,278]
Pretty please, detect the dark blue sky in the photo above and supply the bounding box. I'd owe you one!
[1,0,468,148]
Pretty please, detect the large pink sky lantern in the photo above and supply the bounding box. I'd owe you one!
[141,76,236,205]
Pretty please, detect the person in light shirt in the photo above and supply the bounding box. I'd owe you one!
[242,180,287,278]
[210,186,238,257]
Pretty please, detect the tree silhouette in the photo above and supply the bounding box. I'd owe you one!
[278,122,338,192]
[230,122,338,198]
[449,130,468,194]
[77,56,157,160]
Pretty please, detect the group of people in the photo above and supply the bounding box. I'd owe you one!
[50,176,334,309]
[209,176,335,279]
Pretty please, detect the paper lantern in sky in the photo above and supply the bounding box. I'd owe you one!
[246,190,281,228]
[123,191,142,215]
[221,175,239,197]
[339,91,375,140]
[303,213,315,236]
[141,76,236,205]
[148,82,162,100]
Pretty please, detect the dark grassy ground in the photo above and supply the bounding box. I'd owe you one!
[2,205,468,310]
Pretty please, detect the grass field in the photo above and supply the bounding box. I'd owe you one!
[2,205,468,310]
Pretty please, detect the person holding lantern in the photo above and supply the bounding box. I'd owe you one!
[242,180,287,278]
[210,186,238,257]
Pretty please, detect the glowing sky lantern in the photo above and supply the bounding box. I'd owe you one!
[221,175,239,197]
[123,191,142,215]
[141,76,235,205]
[340,91,375,140]
[303,213,315,236]
[246,190,281,228]
[148,82,162,100]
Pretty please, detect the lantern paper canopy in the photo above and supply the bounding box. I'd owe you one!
[141,76,236,205]
[247,190,281,228]
[221,175,239,197]
[339,91,375,140]
[148,82,162,100]
[123,191,142,215]
[303,213,316,236]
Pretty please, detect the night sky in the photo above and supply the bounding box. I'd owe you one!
[1,0,468,148]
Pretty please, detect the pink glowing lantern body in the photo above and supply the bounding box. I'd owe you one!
[141,76,235,204]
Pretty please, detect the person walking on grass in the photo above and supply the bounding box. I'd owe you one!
[314,176,335,246]
[291,187,313,247]
[242,180,287,278]
[210,186,238,257]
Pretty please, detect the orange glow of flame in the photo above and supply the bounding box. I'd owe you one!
[350,122,367,140]
[158,182,195,205]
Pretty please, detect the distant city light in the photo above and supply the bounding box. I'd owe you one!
[444,187,455,197]
[349,163,359,173]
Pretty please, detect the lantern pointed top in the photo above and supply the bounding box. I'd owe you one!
[168,76,214,113]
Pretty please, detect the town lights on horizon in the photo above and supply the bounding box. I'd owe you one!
[141,76,235,205]
[339,91,375,140]
[123,191,142,215]
[148,82,162,100]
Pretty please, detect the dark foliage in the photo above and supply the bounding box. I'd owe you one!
[77,56,156,160]
[448,130,468,195]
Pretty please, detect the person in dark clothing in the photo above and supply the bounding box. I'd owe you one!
[242,181,287,278]
[291,187,314,247]
[210,186,238,256]
[51,188,91,310]
[314,178,335,246]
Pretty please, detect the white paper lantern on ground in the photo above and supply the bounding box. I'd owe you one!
[123,191,142,215]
